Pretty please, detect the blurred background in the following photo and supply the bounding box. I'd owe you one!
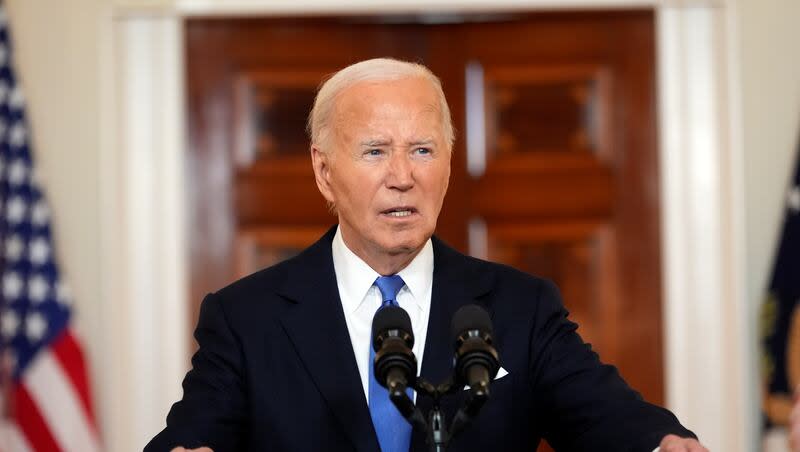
[0,0,798,451]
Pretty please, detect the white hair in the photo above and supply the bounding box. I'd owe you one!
[307,58,455,150]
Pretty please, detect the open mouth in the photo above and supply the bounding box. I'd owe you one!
[381,207,417,218]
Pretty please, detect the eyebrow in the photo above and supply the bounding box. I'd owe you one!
[360,139,391,147]
[358,138,436,147]
[408,139,435,147]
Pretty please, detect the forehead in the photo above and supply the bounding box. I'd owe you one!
[332,77,444,136]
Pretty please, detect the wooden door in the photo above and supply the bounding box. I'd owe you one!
[186,10,662,420]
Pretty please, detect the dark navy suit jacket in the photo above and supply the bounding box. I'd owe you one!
[145,227,694,451]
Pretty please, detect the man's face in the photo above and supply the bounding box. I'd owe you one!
[312,76,451,264]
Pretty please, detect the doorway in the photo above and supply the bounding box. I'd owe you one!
[185,10,663,408]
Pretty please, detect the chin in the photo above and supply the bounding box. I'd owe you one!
[379,231,430,255]
[383,242,420,255]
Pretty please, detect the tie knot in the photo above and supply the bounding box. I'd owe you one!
[374,275,405,307]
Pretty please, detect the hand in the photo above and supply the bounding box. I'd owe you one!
[659,434,708,452]
[791,385,800,452]
[170,448,213,452]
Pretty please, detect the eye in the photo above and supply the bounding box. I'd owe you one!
[414,147,432,155]
[366,149,382,156]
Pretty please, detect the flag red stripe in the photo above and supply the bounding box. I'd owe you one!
[13,384,62,452]
[49,330,97,428]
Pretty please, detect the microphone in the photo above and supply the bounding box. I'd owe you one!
[372,305,418,419]
[450,305,500,397]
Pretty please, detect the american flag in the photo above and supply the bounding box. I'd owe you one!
[0,4,101,451]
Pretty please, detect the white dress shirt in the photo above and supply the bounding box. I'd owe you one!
[331,226,434,403]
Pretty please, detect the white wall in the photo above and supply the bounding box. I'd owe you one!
[738,0,800,342]
[735,1,800,448]
[742,3,800,295]
[5,0,799,450]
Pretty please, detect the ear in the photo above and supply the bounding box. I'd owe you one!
[311,145,335,204]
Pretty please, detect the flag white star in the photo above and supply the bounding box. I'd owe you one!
[28,274,49,303]
[8,121,25,147]
[0,43,7,67]
[9,85,25,110]
[2,271,22,300]
[5,234,23,261]
[7,158,27,186]
[25,312,47,342]
[788,186,800,213]
[6,195,26,224]
[1,309,19,339]
[31,200,49,226]
[28,236,49,265]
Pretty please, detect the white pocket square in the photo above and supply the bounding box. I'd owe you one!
[495,366,509,379]
[463,366,508,390]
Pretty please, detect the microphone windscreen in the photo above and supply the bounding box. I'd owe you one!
[372,305,413,344]
[451,305,493,341]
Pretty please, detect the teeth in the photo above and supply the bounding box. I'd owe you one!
[387,210,412,217]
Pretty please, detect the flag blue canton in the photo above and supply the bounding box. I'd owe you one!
[0,9,72,382]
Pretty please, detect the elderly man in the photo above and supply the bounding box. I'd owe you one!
[146,58,706,452]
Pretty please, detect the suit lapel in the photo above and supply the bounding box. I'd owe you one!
[411,237,494,450]
[277,227,380,452]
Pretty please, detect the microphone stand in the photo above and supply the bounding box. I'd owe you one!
[416,378,454,452]
[390,377,488,452]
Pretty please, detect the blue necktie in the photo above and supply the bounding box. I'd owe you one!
[369,275,413,452]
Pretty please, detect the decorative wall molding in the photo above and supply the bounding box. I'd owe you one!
[656,6,748,451]
[110,0,730,16]
[102,15,188,450]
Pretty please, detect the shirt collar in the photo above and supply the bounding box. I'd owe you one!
[331,225,433,314]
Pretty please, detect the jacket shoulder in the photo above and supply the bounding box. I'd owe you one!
[432,235,557,300]
[210,226,337,311]
[214,258,291,302]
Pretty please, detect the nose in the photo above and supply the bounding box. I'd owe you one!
[385,150,414,191]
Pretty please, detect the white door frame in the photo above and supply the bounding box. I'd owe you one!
[99,1,750,451]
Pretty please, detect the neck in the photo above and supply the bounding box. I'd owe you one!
[339,229,424,276]
[365,250,422,276]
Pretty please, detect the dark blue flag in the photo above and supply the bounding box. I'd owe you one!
[761,134,800,427]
